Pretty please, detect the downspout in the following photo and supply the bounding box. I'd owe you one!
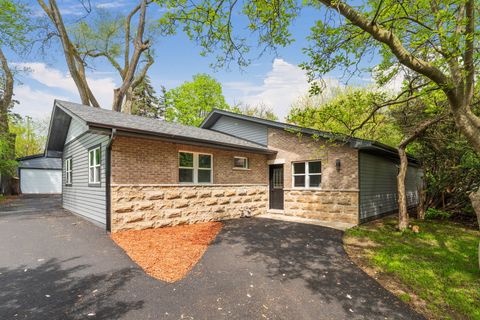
[105,128,117,232]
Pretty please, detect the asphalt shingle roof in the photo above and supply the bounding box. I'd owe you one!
[56,100,271,153]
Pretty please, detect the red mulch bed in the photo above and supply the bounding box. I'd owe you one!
[111,222,223,282]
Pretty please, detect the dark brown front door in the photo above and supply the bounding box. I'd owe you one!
[269,164,284,210]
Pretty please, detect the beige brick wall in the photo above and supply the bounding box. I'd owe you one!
[111,136,269,185]
[110,136,269,231]
[267,128,358,190]
[267,128,359,224]
[111,184,268,232]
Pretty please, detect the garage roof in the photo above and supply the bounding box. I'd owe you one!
[17,154,62,170]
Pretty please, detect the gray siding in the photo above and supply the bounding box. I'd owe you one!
[210,115,268,146]
[359,152,420,221]
[18,157,61,169]
[65,117,88,144]
[62,132,109,226]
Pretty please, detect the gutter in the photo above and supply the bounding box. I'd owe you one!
[105,128,117,232]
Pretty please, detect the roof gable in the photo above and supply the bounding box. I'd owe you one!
[201,109,419,164]
[45,100,274,155]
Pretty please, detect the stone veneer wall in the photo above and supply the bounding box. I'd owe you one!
[111,184,268,232]
[266,128,360,224]
[284,189,359,224]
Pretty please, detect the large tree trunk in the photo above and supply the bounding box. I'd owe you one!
[0,48,16,195]
[417,184,426,220]
[0,133,16,195]
[469,189,480,268]
[111,0,150,112]
[397,147,409,231]
[395,116,446,230]
[38,0,100,108]
[122,88,134,114]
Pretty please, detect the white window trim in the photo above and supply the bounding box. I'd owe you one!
[233,156,249,170]
[179,151,213,184]
[65,158,72,185]
[292,161,322,189]
[88,146,101,184]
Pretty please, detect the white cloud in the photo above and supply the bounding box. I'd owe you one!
[12,85,69,118]
[96,2,128,9]
[14,62,117,113]
[224,58,341,120]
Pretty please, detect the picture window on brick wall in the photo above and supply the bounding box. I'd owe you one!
[233,156,249,169]
[292,161,321,188]
[179,151,212,184]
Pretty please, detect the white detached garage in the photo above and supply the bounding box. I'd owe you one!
[18,155,62,194]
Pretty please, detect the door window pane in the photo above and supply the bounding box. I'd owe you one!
[273,168,283,188]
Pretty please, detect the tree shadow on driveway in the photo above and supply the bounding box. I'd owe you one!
[0,258,144,320]
[214,218,424,319]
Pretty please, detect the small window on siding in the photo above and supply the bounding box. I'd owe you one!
[179,152,212,184]
[88,146,101,185]
[292,161,321,188]
[65,158,72,185]
[233,156,249,169]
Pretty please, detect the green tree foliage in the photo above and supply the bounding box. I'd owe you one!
[233,102,278,121]
[0,137,16,176]
[410,119,480,219]
[131,76,165,119]
[0,0,31,193]
[0,0,30,49]
[157,0,299,68]
[9,115,47,158]
[287,87,402,146]
[165,74,231,126]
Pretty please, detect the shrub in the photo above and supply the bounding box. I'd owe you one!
[425,208,451,220]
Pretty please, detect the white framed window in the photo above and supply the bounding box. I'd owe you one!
[179,151,212,184]
[65,157,72,185]
[88,146,101,185]
[292,161,321,188]
[233,156,249,169]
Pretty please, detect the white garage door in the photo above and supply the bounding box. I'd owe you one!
[20,169,62,194]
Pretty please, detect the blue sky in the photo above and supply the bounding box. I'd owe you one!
[10,0,380,121]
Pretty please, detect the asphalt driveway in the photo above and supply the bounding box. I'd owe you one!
[0,195,424,320]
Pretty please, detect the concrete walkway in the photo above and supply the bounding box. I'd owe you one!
[258,212,356,231]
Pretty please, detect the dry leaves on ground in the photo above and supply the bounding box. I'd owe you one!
[111,222,223,282]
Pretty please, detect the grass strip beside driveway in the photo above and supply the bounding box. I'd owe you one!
[344,218,479,320]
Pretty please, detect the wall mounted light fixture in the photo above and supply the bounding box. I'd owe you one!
[335,159,341,172]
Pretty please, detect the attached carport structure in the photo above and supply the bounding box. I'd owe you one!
[18,154,62,194]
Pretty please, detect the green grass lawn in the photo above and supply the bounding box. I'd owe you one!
[344,218,480,320]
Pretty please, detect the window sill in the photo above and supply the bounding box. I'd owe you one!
[232,168,251,171]
[88,183,102,188]
[178,182,213,185]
